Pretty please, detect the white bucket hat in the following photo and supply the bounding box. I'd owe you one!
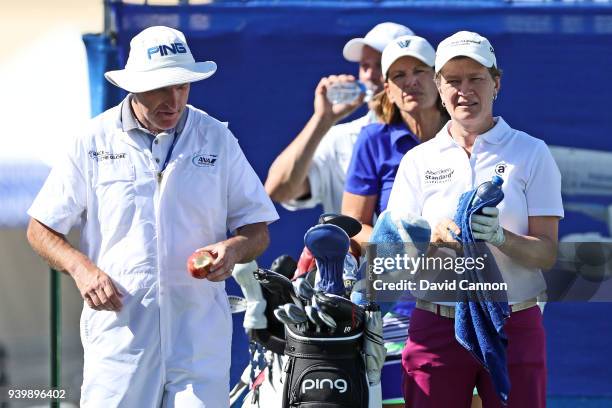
[435,31,497,73]
[343,22,414,62]
[381,35,436,79]
[105,26,217,93]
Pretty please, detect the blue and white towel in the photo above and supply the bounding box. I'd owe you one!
[453,189,511,404]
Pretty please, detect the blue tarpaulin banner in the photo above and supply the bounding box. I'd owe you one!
[98,1,612,398]
[83,33,123,117]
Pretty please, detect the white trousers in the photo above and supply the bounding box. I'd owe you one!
[80,283,232,407]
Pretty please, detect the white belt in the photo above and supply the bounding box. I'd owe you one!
[415,299,538,319]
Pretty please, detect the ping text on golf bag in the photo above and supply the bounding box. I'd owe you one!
[282,324,368,407]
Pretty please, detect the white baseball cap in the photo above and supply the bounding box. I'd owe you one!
[105,26,217,93]
[381,35,436,79]
[343,22,415,62]
[435,31,497,73]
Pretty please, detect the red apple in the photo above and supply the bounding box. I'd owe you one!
[187,250,216,279]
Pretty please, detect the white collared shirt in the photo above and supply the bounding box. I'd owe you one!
[120,94,188,175]
[388,117,564,302]
[28,103,279,292]
[282,111,377,214]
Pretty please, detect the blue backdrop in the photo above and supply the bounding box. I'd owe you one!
[95,1,612,398]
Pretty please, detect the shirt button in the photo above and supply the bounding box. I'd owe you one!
[155,158,160,163]
[154,140,159,145]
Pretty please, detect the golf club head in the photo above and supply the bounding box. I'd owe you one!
[305,305,325,328]
[283,303,308,324]
[314,292,364,335]
[273,307,294,326]
[293,277,315,303]
[227,295,248,314]
[318,213,362,238]
[316,309,337,331]
[253,268,296,304]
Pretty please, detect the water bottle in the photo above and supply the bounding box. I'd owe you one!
[326,81,373,105]
[471,175,504,212]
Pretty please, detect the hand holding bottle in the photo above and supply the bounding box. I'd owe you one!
[313,74,367,124]
[471,207,506,247]
[470,176,506,246]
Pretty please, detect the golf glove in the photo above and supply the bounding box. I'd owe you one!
[471,207,506,247]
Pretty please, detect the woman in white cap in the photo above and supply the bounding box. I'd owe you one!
[342,34,447,249]
[340,36,448,407]
[387,31,563,408]
[27,25,278,407]
[266,22,414,215]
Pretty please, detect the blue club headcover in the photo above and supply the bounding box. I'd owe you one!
[304,224,350,295]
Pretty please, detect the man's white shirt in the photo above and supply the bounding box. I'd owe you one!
[28,102,279,291]
[282,111,377,214]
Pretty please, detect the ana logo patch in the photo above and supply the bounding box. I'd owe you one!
[494,162,507,176]
[192,153,218,168]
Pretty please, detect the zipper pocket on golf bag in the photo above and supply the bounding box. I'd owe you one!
[284,362,367,408]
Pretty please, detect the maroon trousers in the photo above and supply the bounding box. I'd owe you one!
[402,306,546,408]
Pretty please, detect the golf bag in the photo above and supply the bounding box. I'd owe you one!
[282,326,368,408]
[235,215,382,408]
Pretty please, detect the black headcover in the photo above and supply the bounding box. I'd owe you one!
[318,213,362,238]
[270,254,298,279]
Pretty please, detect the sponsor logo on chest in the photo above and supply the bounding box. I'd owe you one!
[425,167,454,184]
[88,150,127,162]
[192,153,218,168]
[494,162,507,176]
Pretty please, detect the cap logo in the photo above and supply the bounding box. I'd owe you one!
[447,39,482,48]
[147,42,187,59]
[397,39,411,48]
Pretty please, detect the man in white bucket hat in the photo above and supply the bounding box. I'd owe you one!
[27,26,278,407]
[265,22,414,215]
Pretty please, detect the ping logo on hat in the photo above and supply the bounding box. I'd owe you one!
[147,42,188,59]
[104,25,217,93]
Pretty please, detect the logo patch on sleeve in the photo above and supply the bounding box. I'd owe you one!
[192,153,218,168]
